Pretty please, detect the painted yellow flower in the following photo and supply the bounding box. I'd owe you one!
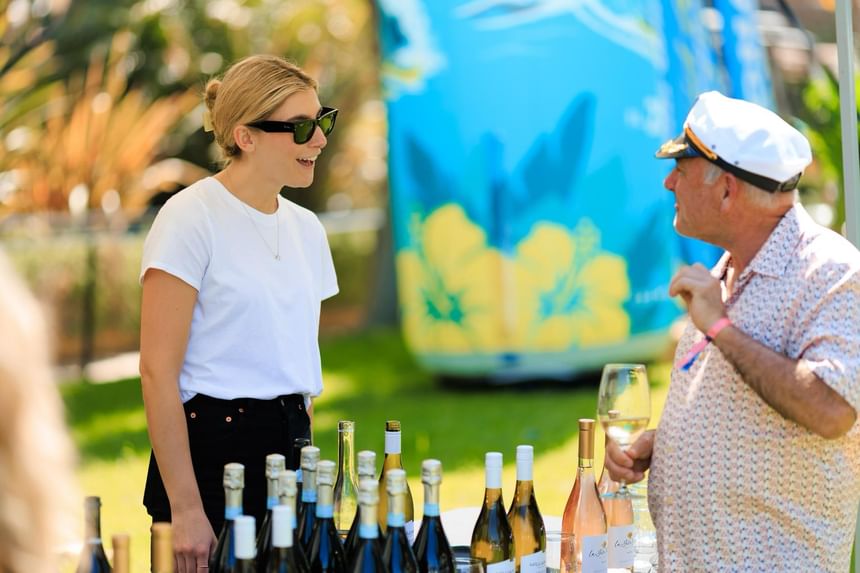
[512,219,630,350]
[396,204,506,353]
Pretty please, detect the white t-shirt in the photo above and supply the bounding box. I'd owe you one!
[140,177,338,402]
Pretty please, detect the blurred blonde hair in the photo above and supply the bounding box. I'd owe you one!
[0,251,79,573]
[204,54,318,162]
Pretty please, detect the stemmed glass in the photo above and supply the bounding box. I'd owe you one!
[597,363,651,500]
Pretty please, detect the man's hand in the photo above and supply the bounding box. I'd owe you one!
[669,263,726,333]
[604,430,655,483]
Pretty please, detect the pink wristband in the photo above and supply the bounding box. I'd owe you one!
[706,317,732,340]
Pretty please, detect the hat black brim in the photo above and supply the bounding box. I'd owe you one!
[655,133,701,159]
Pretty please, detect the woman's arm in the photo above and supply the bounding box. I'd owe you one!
[140,269,216,573]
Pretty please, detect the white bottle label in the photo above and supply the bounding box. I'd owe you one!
[519,551,545,573]
[405,520,414,542]
[608,524,636,567]
[579,535,608,573]
[486,559,515,573]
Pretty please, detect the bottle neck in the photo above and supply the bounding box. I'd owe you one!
[359,502,379,539]
[316,483,334,518]
[267,476,279,510]
[225,487,243,519]
[302,469,317,503]
[516,457,533,481]
[84,503,102,540]
[338,428,356,479]
[422,482,441,517]
[285,492,298,527]
[387,490,406,527]
[483,487,503,509]
[272,510,294,549]
[512,479,534,506]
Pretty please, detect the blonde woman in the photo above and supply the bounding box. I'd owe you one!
[0,251,79,573]
[139,55,339,572]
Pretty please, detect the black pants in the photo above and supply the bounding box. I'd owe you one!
[143,393,310,534]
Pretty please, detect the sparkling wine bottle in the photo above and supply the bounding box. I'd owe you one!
[151,522,174,573]
[234,515,257,573]
[412,460,455,573]
[561,420,608,573]
[298,446,321,551]
[279,470,310,570]
[307,460,347,573]
[76,496,112,573]
[382,469,419,573]
[345,451,380,560]
[334,421,359,537]
[597,413,635,572]
[258,454,287,571]
[211,463,246,573]
[267,505,309,573]
[378,421,414,539]
[111,534,130,573]
[506,446,546,573]
[349,478,386,573]
[294,438,312,514]
[470,452,514,573]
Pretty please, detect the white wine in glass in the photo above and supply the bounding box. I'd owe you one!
[597,363,651,500]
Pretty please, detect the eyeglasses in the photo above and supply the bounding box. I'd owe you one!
[246,107,338,144]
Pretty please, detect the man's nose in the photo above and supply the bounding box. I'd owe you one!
[664,169,678,192]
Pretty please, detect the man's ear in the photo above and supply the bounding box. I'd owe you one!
[720,172,742,213]
[233,124,256,153]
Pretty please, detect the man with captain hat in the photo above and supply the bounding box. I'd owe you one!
[605,91,860,571]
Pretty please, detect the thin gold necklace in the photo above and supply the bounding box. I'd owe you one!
[240,202,281,261]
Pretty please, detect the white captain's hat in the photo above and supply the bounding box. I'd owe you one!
[656,91,812,192]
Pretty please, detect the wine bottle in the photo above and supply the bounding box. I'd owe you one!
[76,496,112,573]
[412,460,455,573]
[294,438,312,513]
[345,451,379,560]
[506,446,545,573]
[470,452,514,573]
[561,419,607,573]
[279,470,310,570]
[235,515,258,573]
[111,534,129,573]
[259,454,287,571]
[151,522,174,573]
[334,421,359,537]
[378,420,414,539]
[298,446,320,551]
[307,460,347,573]
[597,414,634,572]
[211,463,246,573]
[382,469,419,573]
[349,478,386,573]
[268,505,309,573]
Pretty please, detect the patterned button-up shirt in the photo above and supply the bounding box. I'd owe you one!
[649,203,860,572]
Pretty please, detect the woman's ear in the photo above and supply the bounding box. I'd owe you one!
[232,124,256,153]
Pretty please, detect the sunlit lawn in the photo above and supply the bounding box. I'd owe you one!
[62,327,670,572]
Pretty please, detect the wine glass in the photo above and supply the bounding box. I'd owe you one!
[597,363,651,500]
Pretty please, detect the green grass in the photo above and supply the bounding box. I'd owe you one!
[59,327,663,572]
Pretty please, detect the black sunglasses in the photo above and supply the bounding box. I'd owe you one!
[246,107,338,144]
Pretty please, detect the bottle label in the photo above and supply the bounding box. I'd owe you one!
[302,489,316,503]
[316,504,333,518]
[405,520,415,542]
[579,535,608,573]
[225,506,241,520]
[608,524,636,567]
[385,431,401,453]
[360,523,379,539]
[388,513,405,527]
[486,559,515,573]
[519,551,545,573]
[423,503,439,517]
[267,496,278,510]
